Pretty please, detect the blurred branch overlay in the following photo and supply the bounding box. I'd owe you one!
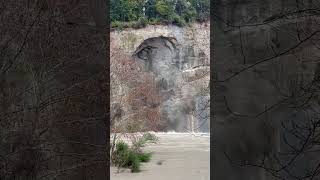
[0,0,108,179]
[212,0,320,179]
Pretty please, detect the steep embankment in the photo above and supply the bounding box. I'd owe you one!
[111,22,210,132]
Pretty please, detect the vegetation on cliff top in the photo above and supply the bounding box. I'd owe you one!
[110,0,209,29]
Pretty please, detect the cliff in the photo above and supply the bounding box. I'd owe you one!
[111,22,210,132]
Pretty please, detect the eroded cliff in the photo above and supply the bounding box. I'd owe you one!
[111,22,210,132]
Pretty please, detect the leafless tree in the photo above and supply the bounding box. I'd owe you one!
[110,37,165,163]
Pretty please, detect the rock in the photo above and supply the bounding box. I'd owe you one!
[111,23,210,132]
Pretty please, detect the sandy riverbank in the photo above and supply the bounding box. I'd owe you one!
[111,133,210,180]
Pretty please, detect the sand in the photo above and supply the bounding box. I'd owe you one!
[110,133,210,180]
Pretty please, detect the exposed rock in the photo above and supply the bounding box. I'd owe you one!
[111,23,210,132]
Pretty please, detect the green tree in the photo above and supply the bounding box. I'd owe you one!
[175,0,187,16]
[190,0,209,22]
[127,0,146,21]
[110,0,146,22]
[145,0,157,19]
[155,0,175,21]
[110,0,123,21]
[175,0,197,23]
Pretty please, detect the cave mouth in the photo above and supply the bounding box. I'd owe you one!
[132,36,180,72]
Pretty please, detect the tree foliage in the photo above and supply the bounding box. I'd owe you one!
[110,0,209,28]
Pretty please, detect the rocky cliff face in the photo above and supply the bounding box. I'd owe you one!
[111,23,210,132]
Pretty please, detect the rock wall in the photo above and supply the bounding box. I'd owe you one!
[111,23,210,132]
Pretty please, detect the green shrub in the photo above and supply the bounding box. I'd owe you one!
[142,132,159,143]
[137,152,152,162]
[111,21,124,30]
[173,15,186,27]
[112,136,156,173]
[128,151,141,172]
[127,17,148,29]
[138,17,148,27]
[132,132,158,151]
[113,141,130,167]
[116,141,129,152]
[149,18,161,25]
[126,21,135,28]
